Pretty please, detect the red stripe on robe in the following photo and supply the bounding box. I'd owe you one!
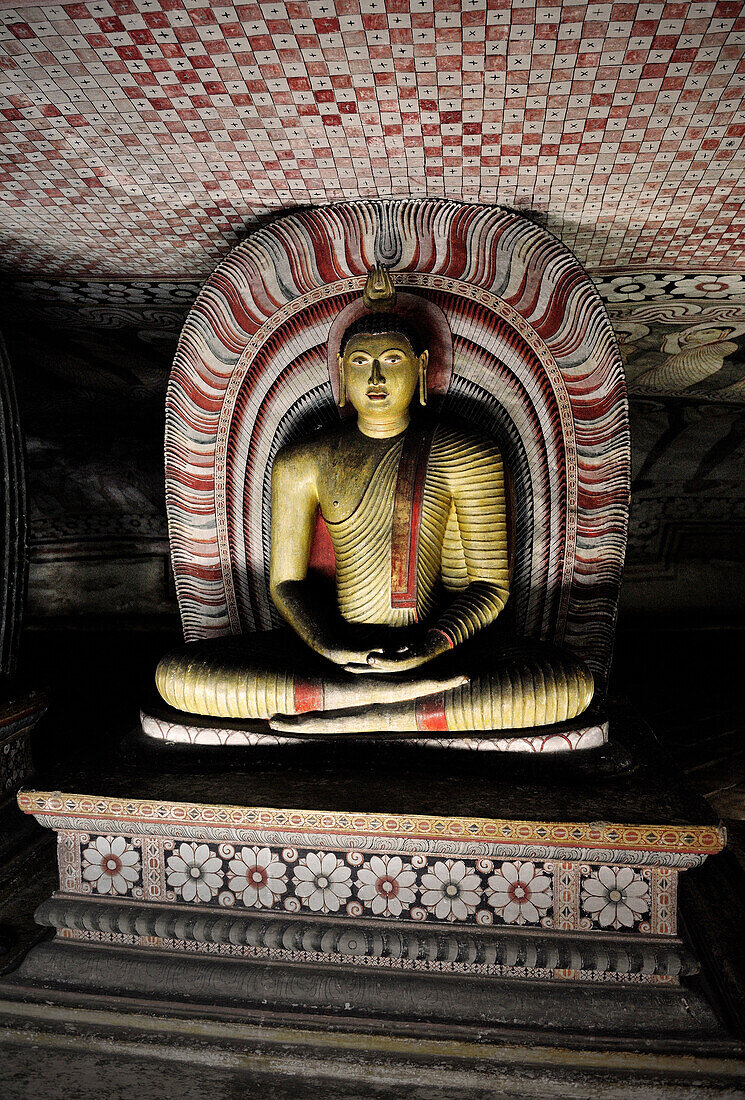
[294,678,323,714]
[308,507,336,581]
[415,692,449,731]
[390,425,435,613]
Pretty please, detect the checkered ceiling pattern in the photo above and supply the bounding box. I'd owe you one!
[1,0,745,277]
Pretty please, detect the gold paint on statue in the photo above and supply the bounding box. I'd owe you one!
[156,267,594,733]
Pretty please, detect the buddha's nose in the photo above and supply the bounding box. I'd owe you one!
[369,358,385,384]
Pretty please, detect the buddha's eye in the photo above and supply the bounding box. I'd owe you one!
[349,354,370,366]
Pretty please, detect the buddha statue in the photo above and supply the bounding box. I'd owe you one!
[156,267,594,737]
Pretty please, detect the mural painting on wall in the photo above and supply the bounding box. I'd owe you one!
[618,319,745,400]
[589,271,739,607]
[596,273,745,402]
[595,273,745,602]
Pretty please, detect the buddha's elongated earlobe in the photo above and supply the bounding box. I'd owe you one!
[418,349,429,406]
[337,353,346,407]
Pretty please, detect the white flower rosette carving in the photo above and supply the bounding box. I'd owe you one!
[166,842,223,903]
[420,859,481,922]
[486,861,552,925]
[601,273,668,302]
[581,866,649,929]
[227,845,287,908]
[356,855,417,917]
[82,836,140,896]
[293,851,352,913]
[671,274,742,298]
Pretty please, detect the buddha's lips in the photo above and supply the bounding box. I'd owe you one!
[366,390,387,400]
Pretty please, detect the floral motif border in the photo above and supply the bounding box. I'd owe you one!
[140,710,609,755]
[59,831,677,937]
[593,271,745,303]
[20,790,726,857]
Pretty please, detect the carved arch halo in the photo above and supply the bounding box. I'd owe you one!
[167,199,629,691]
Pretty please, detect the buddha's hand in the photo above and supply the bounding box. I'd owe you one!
[323,629,422,674]
[362,630,452,674]
[321,642,385,671]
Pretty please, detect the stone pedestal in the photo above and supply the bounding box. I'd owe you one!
[17,788,714,988]
[4,712,734,1043]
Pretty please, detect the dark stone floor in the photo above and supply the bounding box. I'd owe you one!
[1,1002,742,1100]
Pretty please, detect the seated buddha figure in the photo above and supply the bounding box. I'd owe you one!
[156,268,594,737]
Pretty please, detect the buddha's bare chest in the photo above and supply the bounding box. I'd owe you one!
[316,438,401,523]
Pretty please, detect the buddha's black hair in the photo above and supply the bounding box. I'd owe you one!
[340,313,424,355]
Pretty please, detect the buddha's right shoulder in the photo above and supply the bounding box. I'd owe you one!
[273,424,347,473]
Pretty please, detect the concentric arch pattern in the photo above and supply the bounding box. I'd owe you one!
[166,199,629,693]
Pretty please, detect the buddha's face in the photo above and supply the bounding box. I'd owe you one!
[684,326,730,348]
[340,332,426,421]
[663,325,735,354]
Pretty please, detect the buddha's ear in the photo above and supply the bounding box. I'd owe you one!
[418,349,429,406]
[337,353,346,407]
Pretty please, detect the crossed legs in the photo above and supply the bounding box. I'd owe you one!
[156,632,594,735]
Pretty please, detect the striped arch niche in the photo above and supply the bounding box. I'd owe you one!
[166,199,629,691]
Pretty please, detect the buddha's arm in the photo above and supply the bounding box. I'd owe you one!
[269,449,328,651]
[269,449,370,667]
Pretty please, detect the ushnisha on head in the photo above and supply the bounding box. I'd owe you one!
[337,265,429,438]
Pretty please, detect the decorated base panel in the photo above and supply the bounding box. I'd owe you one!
[0,694,44,808]
[0,719,33,807]
[140,708,609,753]
[0,693,47,879]
[16,788,723,1008]
[39,898,694,986]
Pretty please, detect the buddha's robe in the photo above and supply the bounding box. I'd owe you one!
[330,424,509,635]
[156,423,593,731]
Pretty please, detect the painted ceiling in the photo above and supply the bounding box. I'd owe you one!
[1,0,744,277]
